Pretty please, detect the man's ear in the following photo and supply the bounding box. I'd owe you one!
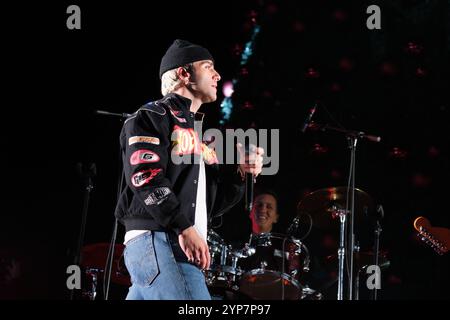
[274,213,279,223]
[176,67,190,83]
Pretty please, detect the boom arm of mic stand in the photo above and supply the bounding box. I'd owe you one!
[95,109,131,118]
[309,122,381,143]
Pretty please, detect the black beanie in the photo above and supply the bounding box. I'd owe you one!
[159,39,214,79]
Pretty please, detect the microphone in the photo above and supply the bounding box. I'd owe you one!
[245,173,254,212]
[364,134,381,143]
[300,104,317,133]
[245,143,256,212]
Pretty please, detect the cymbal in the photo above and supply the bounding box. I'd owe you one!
[81,243,130,286]
[297,187,374,230]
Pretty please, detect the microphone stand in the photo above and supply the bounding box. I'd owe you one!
[94,109,128,300]
[347,134,357,300]
[372,217,382,300]
[308,122,380,300]
[71,163,96,300]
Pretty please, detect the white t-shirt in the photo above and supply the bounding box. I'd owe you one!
[193,157,207,242]
[124,157,207,244]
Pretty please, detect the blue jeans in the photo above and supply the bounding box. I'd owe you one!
[123,231,211,300]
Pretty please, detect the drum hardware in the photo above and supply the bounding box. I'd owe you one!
[297,186,375,300]
[80,243,130,287]
[304,118,381,299]
[259,261,267,270]
[238,233,310,300]
[204,229,325,300]
[301,285,323,300]
[230,243,255,259]
[204,230,245,293]
[79,243,131,300]
[83,268,101,300]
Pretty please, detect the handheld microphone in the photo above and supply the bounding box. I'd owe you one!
[245,173,254,212]
[245,143,256,212]
[300,104,317,133]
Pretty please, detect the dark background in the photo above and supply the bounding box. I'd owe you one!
[1,0,449,299]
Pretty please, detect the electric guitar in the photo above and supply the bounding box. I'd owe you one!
[413,216,450,255]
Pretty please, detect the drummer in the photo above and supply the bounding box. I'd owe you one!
[249,190,280,235]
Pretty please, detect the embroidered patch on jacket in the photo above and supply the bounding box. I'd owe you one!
[131,168,162,187]
[144,187,171,205]
[129,136,160,146]
[171,125,202,155]
[130,150,160,165]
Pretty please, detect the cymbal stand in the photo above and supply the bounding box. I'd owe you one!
[335,207,348,300]
[372,219,382,300]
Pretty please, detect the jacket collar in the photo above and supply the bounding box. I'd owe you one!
[163,93,193,112]
[163,93,205,122]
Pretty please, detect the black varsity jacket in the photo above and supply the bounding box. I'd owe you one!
[114,93,245,238]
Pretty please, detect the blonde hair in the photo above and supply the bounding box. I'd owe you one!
[160,63,193,96]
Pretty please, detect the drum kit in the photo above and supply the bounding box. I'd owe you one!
[78,186,386,300]
[203,229,320,300]
[203,186,387,300]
